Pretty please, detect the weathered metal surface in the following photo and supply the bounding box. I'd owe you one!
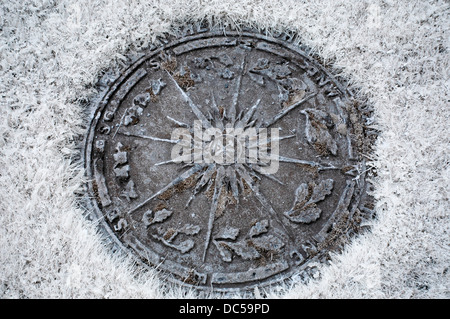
[84,29,374,291]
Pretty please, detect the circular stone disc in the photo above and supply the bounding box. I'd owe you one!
[84,30,373,291]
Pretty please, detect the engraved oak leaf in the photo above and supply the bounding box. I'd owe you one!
[301,109,338,156]
[284,179,334,224]
[142,208,173,226]
[152,223,201,254]
[213,220,284,262]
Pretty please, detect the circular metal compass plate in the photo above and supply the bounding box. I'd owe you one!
[84,30,373,291]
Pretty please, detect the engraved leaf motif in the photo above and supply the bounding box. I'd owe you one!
[309,179,334,203]
[152,208,173,224]
[290,206,321,224]
[151,223,200,254]
[248,219,269,238]
[153,234,195,254]
[251,234,285,252]
[179,223,201,236]
[284,179,334,224]
[217,53,233,66]
[214,240,261,262]
[174,239,195,254]
[213,241,233,262]
[142,210,153,226]
[301,109,338,156]
[215,226,240,240]
[143,208,173,226]
[213,226,240,262]
[226,242,260,260]
[213,219,285,262]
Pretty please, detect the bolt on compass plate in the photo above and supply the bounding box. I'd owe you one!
[84,28,375,291]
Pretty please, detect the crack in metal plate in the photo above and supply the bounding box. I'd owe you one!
[84,29,375,291]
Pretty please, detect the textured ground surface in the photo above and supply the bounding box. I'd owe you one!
[0,0,448,298]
